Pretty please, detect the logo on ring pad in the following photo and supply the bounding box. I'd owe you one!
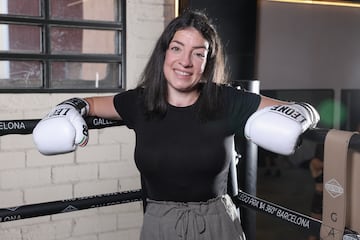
[325,178,344,198]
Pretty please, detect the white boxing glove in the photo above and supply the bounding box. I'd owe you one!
[244,102,320,155]
[33,98,90,155]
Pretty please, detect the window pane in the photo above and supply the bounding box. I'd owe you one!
[0,0,40,16]
[51,27,116,54]
[50,62,120,89]
[118,31,122,55]
[0,0,124,91]
[0,60,42,88]
[50,0,118,22]
[0,24,41,53]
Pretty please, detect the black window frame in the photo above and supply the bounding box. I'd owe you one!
[0,0,126,93]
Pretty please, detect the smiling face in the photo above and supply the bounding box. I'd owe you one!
[163,27,209,105]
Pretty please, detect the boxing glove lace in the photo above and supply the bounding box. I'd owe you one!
[33,98,89,155]
[244,102,320,155]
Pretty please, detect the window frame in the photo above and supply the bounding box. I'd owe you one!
[0,0,126,93]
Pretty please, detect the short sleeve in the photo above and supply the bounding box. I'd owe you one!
[113,89,140,129]
[223,86,261,134]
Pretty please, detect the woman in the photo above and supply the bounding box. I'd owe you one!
[33,10,319,240]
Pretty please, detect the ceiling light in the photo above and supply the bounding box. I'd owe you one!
[269,0,360,8]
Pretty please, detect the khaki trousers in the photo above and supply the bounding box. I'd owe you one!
[140,195,245,240]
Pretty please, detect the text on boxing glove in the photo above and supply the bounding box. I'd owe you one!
[270,105,306,123]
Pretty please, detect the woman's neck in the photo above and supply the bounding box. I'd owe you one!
[167,90,200,107]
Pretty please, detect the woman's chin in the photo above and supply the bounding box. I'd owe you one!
[170,81,199,92]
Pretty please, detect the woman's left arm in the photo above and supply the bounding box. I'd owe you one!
[257,95,288,110]
[256,95,319,129]
[245,95,320,155]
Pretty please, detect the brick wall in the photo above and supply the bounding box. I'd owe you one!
[0,1,175,239]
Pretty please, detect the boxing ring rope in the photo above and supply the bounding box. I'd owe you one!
[0,118,359,237]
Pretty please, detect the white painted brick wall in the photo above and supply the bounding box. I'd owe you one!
[76,144,121,163]
[27,150,75,167]
[52,164,98,183]
[0,190,23,208]
[0,152,25,170]
[21,220,73,240]
[24,184,73,204]
[0,228,22,240]
[0,1,175,239]
[72,214,117,236]
[0,216,51,235]
[0,168,52,189]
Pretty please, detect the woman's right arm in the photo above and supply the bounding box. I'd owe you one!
[33,95,121,155]
[85,96,122,120]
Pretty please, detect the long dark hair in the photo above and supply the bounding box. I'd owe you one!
[137,9,228,119]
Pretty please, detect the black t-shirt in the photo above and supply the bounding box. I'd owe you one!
[113,85,261,202]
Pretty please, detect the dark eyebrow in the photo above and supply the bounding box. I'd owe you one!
[171,40,208,50]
